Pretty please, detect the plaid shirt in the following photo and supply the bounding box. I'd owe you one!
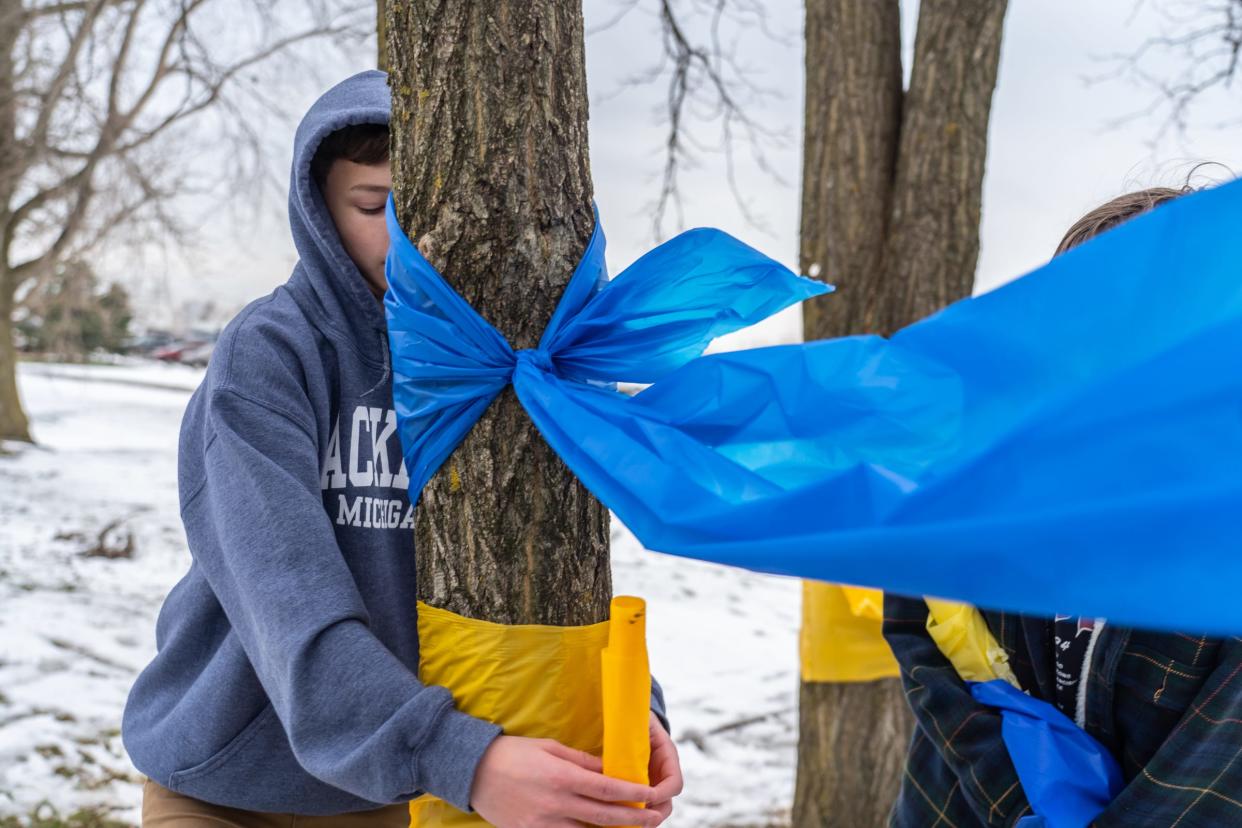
[883,593,1242,827]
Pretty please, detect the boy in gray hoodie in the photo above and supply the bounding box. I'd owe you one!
[123,70,680,827]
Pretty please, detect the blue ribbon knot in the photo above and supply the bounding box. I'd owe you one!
[383,180,1242,634]
[515,347,555,376]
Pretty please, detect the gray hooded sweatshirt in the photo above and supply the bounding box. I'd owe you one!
[122,68,667,816]
[120,70,509,815]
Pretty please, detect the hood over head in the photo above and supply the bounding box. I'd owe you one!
[287,69,391,359]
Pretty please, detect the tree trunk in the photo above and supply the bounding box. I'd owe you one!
[0,285,29,443]
[0,0,30,444]
[376,0,387,72]
[386,1,610,627]
[795,3,909,825]
[799,0,903,342]
[795,1,1007,825]
[882,0,1009,332]
[794,680,912,826]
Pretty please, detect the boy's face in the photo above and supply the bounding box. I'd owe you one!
[322,159,392,300]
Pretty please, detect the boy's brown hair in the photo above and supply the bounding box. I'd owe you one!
[310,123,390,193]
[1055,185,1194,255]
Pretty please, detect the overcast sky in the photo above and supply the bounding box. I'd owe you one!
[126,1,1242,338]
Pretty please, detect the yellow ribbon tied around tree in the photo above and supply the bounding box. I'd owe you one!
[924,598,1020,688]
[799,581,900,683]
[409,597,650,827]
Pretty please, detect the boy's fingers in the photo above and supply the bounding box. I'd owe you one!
[649,743,684,800]
[564,796,662,827]
[544,740,603,772]
[651,774,683,802]
[651,739,678,766]
[564,763,657,805]
[650,757,683,800]
[650,800,673,819]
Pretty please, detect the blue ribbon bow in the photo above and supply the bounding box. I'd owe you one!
[385,178,1242,633]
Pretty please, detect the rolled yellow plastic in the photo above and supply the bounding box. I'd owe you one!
[601,595,651,826]
[800,581,900,683]
[408,602,609,827]
[924,598,1021,688]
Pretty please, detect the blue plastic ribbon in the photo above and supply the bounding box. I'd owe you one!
[972,680,1123,828]
[385,178,1242,633]
[383,202,826,498]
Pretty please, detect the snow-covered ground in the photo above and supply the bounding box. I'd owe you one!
[0,360,802,827]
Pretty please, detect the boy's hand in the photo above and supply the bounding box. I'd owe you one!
[471,735,666,827]
[647,711,684,822]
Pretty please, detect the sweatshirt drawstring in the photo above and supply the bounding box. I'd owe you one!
[361,327,392,398]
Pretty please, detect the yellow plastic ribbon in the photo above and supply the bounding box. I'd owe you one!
[924,598,1020,688]
[840,584,884,619]
[408,602,608,826]
[408,597,651,827]
[800,581,900,683]
[601,596,651,827]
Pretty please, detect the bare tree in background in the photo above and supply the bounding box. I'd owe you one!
[1105,0,1242,138]
[0,0,371,443]
[387,2,612,628]
[797,3,1008,824]
[796,5,1236,816]
[609,0,1007,823]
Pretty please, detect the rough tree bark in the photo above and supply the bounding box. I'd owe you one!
[794,1,1008,825]
[0,0,29,443]
[883,3,1008,333]
[386,1,611,626]
[0,293,20,443]
[798,0,902,343]
[376,0,387,71]
[795,680,913,826]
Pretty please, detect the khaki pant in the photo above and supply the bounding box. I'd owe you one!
[142,779,409,827]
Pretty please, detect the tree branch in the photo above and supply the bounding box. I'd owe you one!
[1099,0,1242,140]
[6,0,369,299]
[22,0,125,20]
[592,0,790,240]
[22,0,110,172]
